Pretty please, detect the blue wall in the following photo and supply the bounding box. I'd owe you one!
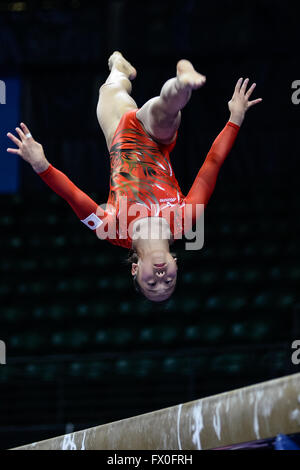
[0,77,20,193]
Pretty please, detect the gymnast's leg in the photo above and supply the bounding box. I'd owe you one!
[136,60,206,144]
[96,51,138,150]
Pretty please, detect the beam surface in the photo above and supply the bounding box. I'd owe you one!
[13,373,300,450]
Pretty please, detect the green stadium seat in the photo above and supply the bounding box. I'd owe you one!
[28,236,42,247]
[115,358,130,375]
[46,214,59,225]
[42,364,59,381]
[53,236,66,247]
[242,243,259,257]
[199,271,218,284]
[72,278,90,292]
[30,281,46,295]
[158,326,178,344]
[0,260,13,270]
[225,269,239,281]
[2,307,22,323]
[242,268,261,282]
[211,353,248,376]
[269,267,281,280]
[136,302,153,316]
[181,298,199,313]
[114,276,128,290]
[139,327,155,344]
[230,322,248,340]
[163,298,177,312]
[182,272,194,284]
[190,354,210,374]
[185,325,201,341]
[94,329,111,346]
[94,254,111,267]
[111,328,134,346]
[76,304,89,318]
[51,330,90,351]
[55,257,70,270]
[162,357,178,374]
[33,306,46,319]
[253,292,274,308]
[161,357,190,375]
[9,333,44,352]
[90,303,109,318]
[19,259,38,271]
[10,237,23,248]
[86,361,110,379]
[277,294,295,308]
[220,223,232,235]
[131,358,157,377]
[205,296,221,309]
[97,278,110,289]
[140,358,158,376]
[0,366,10,383]
[270,351,290,373]
[288,267,300,280]
[49,193,60,204]
[248,322,269,340]
[260,350,289,375]
[0,215,14,226]
[199,247,214,259]
[262,243,278,256]
[201,324,224,342]
[219,245,239,258]
[68,362,85,377]
[119,302,131,314]
[56,280,71,292]
[43,258,56,270]
[286,242,300,256]
[0,283,12,295]
[51,332,66,348]
[227,296,247,310]
[237,223,251,234]
[25,364,41,379]
[48,304,67,320]
[68,330,89,349]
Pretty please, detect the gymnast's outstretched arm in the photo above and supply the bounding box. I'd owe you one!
[6,123,105,230]
[185,78,262,218]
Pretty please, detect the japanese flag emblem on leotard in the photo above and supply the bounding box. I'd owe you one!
[81,213,103,230]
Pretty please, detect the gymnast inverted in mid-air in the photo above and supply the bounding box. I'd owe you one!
[7,51,262,302]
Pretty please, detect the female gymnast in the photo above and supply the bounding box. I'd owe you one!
[7,52,262,302]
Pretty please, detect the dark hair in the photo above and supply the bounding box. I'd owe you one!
[126,249,178,299]
[126,250,141,293]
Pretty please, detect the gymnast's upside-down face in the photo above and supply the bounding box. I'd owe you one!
[131,251,178,302]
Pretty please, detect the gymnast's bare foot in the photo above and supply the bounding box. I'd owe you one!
[108,51,137,80]
[176,59,206,90]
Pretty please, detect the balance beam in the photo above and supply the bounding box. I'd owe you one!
[13,372,300,450]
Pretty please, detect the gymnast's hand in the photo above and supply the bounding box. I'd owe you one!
[228,78,262,126]
[7,123,50,173]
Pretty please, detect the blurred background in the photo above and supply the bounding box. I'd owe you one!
[0,0,300,449]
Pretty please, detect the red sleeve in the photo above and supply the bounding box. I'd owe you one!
[38,164,105,231]
[184,121,240,220]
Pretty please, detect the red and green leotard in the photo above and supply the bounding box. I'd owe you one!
[38,109,240,249]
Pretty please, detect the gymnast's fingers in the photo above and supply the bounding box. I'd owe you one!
[248,98,263,108]
[233,77,243,96]
[245,82,256,99]
[20,122,33,139]
[7,132,22,147]
[7,147,21,155]
[240,77,249,94]
[15,126,26,141]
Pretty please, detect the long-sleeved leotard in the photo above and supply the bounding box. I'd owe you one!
[38,109,239,249]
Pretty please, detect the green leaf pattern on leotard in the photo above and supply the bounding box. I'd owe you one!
[108,128,181,211]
